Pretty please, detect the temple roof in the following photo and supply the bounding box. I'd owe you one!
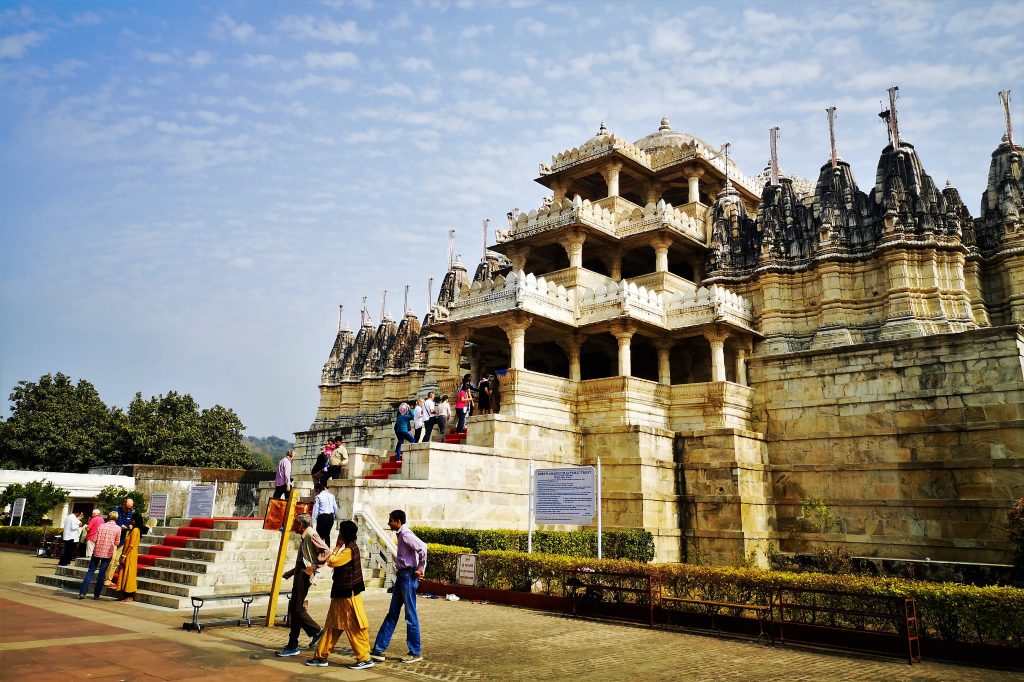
[633,116,712,153]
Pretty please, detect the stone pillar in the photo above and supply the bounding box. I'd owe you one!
[735,346,747,386]
[687,168,705,204]
[705,330,728,382]
[651,235,672,273]
[644,181,664,205]
[558,333,585,382]
[551,180,569,204]
[610,321,636,377]
[506,245,528,272]
[446,331,468,377]
[469,346,480,382]
[603,161,623,198]
[504,314,533,370]
[655,339,672,385]
[604,248,623,281]
[559,229,587,269]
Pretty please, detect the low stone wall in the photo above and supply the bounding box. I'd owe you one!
[131,465,274,519]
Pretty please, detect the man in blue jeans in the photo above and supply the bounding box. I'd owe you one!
[370,510,427,664]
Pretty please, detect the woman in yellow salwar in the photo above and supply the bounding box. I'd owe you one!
[305,520,373,670]
[108,517,145,602]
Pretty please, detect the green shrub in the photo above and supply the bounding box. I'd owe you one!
[1008,497,1024,583]
[411,527,654,563]
[0,526,54,547]
[424,546,1024,647]
[423,543,472,582]
[0,480,70,525]
[96,485,148,515]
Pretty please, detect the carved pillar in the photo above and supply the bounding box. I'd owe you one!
[505,245,528,272]
[650,235,672,273]
[604,247,623,281]
[644,181,664,205]
[705,330,728,382]
[559,229,587,269]
[558,333,585,382]
[446,331,468,377]
[551,180,569,204]
[735,345,747,386]
[469,345,480,381]
[603,161,623,198]
[687,168,705,204]
[654,339,672,385]
[610,321,636,377]
[504,314,533,370]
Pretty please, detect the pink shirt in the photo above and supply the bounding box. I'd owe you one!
[93,520,123,559]
[86,515,104,541]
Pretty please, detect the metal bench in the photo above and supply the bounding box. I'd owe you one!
[182,592,275,633]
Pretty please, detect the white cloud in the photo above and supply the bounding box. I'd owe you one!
[280,16,377,44]
[516,17,547,36]
[275,74,351,95]
[53,58,87,77]
[187,50,214,68]
[132,48,174,65]
[400,56,433,72]
[0,31,44,58]
[460,25,493,39]
[459,67,490,82]
[304,51,360,69]
[196,110,239,126]
[649,19,692,54]
[240,53,279,68]
[211,13,254,42]
[378,83,415,98]
[72,11,102,26]
[418,25,435,44]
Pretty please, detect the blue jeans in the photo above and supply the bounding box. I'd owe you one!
[372,569,420,656]
[79,555,112,597]
[394,429,415,459]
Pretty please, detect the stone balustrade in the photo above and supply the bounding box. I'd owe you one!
[449,270,575,325]
[497,195,616,243]
[546,132,649,175]
[666,284,755,331]
[614,199,705,243]
[578,279,665,326]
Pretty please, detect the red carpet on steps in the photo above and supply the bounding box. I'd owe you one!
[136,517,264,568]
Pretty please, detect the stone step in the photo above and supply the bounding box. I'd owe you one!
[36,574,188,609]
[166,519,265,530]
[53,564,279,597]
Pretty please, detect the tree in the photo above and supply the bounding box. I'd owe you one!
[0,373,121,472]
[96,484,148,515]
[121,391,268,470]
[0,479,70,525]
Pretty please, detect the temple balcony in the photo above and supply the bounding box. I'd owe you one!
[543,133,650,176]
[614,199,705,245]
[496,196,616,244]
[448,270,575,326]
[666,285,756,333]
[577,279,666,327]
[459,368,754,432]
[541,266,616,292]
[628,271,699,298]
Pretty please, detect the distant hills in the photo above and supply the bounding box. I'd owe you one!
[243,435,294,469]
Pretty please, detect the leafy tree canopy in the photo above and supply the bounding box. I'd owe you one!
[95,484,148,515]
[0,479,70,525]
[0,373,121,472]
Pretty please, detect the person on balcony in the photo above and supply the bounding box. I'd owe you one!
[394,402,415,461]
[434,395,451,440]
[455,379,474,433]
[413,398,427,443]
[422,391,437,441]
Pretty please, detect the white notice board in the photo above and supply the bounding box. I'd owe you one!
[149,494,169,524]
[185,483,217,519]
[533,466,596,525]
[457,553,478,586]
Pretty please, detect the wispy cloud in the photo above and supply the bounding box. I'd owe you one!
[211,13,254,42]
[304,51,360,69]
[0,31,44,58]
[280,16,377,44]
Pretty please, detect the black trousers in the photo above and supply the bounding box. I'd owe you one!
[59,539,78,566]
[287,568,321,648]
[316,513,335,548]
[273,484,289,499]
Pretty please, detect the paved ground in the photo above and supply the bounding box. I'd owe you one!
[2,549,1022,681]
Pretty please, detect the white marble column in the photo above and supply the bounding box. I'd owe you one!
[651,235,672,273]
[736,346,748,386]
[687,168,704,204]
[655,340,672,385]
[447,332,467,377]
[559,334,584,382]
[559,230,587,269]
[611,322,636,377]
[705,330,728,382]
[604,161,623,198]
[504,315,533,370]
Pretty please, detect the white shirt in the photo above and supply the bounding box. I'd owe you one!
[62,514,82,541]
[423,397,435,418]
[414,404,426,428]
[437,401,452,419]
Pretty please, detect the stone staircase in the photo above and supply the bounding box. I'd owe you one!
[362,430,468,480]
[36,517,391,609]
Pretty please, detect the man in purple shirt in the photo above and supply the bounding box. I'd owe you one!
[369,510,427,664]
[274,451,295,499]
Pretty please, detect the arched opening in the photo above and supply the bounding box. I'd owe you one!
[620,245,655,279]
[523,243,569,276]
[524,340,570,378]
[567,172,607,203]
[667,250,695,281]
[670,337,712,384]
[582,256,610,276]
[579,336,616,380]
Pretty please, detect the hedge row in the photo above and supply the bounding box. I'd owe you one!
[423,547,1024,647]
[412,527,654,563]
[0,526,57,547]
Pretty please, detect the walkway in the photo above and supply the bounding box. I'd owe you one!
[1,550,1020,681]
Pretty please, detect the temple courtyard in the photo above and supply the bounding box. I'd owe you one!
[1,549,1020,682]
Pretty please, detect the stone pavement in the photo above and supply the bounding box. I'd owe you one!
[2,549,1021,681]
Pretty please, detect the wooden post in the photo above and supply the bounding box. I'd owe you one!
[265,487,298,628]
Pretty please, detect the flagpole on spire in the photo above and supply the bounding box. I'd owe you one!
[361,296,368,327]
[427,277,433,311]
[380,290,387,323]
[482,218,489,262]
[769,127,780,186]
[826,106,838,169]
[338,304,344,332]
[447,229,455,270]
[999,89,1015,150]
[403,285,409,316]
[884,85,901,148]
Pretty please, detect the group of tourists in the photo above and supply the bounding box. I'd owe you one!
[392,371,501,459]
[277,508,427,670]
[76,498,148,603]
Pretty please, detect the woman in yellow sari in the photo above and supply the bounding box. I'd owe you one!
[111,517,145,602]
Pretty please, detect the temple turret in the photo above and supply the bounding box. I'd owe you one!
[871,142,948,237]
[976,135,1024,254]
[707,183,758,273]
[811,158,875,250]
[756,177,813,262]
[321,323,354,385]
[341,318,377,379]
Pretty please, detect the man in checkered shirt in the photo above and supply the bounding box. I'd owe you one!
[78,511,123,599]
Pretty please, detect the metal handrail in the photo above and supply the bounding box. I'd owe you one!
[354,508,397,589]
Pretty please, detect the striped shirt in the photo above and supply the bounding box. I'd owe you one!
[93,520,123,559]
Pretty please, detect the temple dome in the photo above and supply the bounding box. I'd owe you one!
[633,116,712,152]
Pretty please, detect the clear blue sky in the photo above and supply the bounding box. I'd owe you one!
[1,0,1021,438]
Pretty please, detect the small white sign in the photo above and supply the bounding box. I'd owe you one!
[149,494,169,524]
[457,553,478,586]
[11,497,26,526]
[533,467,596,525]
[185,484,217,519]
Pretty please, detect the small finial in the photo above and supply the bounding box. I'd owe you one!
[597,121,607,135]
[453,254,465,270]
[945,179,953,189]
[659,115,671,131]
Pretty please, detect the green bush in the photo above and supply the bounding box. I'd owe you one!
[0,480,70,525]
[1008,497,1024,583]
[424,546,1024,647]
[0,526,54,547]
[96,485,148,515]
[411,527,654,563]
[423,543,472,582]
